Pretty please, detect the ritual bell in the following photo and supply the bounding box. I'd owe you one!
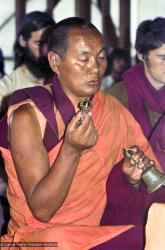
[142,165,165,193]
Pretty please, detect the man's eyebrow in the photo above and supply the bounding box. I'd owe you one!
[79,47,106,55]
[98,47,106,53]
[80,51,90,55]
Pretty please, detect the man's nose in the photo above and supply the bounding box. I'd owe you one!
[39,42,48,56]
[89,58,99,73]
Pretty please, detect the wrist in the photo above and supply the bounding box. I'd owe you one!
[62,142,82,157]
[131,181,140,188]
[127,177,141,188]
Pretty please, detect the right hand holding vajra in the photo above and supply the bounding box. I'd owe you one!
[64,111,98,153]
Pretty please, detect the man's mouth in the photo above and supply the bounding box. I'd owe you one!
[88,79,99,86]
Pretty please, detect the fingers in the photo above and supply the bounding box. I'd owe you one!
[86,125,98,146]
[66,111,98,149]
[78,114,98,146]
[74,112,92,130]
[68,112,90,131]
[131,150,144,168]
[125,145,154,170]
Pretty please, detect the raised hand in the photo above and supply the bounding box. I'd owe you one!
[63,111,98,154]
[122,145,155,185]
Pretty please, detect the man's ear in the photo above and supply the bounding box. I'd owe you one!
[48,51,61,75]
[137,52,145,62]
[18,35,27,47]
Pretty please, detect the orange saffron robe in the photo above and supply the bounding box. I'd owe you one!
[0,89,161,250]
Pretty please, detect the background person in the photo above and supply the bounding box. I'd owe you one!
[108,17,165,171]
[0,11,56,107]
[101,48,129,91]
[0,49,5,79]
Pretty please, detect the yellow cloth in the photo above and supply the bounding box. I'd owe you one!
[0,65,44,105]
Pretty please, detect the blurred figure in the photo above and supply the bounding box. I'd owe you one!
[0,195,10,235]
[101,48,129,91]
[0,95,10,235]
[0,49,5,78]
[0,11,56,106]
[108,17,165,170]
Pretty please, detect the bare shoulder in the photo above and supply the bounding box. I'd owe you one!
[9,103,43,151]
[10,103,40,130]
[11,103,36,119]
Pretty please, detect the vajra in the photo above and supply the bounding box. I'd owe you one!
[76,98,93,128]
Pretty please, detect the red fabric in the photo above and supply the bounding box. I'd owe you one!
[123,64,165,138]
[150,115,165,171]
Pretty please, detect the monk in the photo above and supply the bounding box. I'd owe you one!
[0,17,164,250]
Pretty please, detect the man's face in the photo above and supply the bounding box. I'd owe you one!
[51,27,107,105]
[26,27,48,59]
[139,44,165,90]
[23,27,53,80]
[113,58,127,74]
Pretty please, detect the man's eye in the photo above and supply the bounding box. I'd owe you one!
[159,56,165,61]
[98,53,106,60]
[35,41,42,46]
[79,57,89,62]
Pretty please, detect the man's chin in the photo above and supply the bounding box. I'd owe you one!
[89,84,100,93]
[24,48,52,80]
[25,62,52,81]
[83,86,100,97]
